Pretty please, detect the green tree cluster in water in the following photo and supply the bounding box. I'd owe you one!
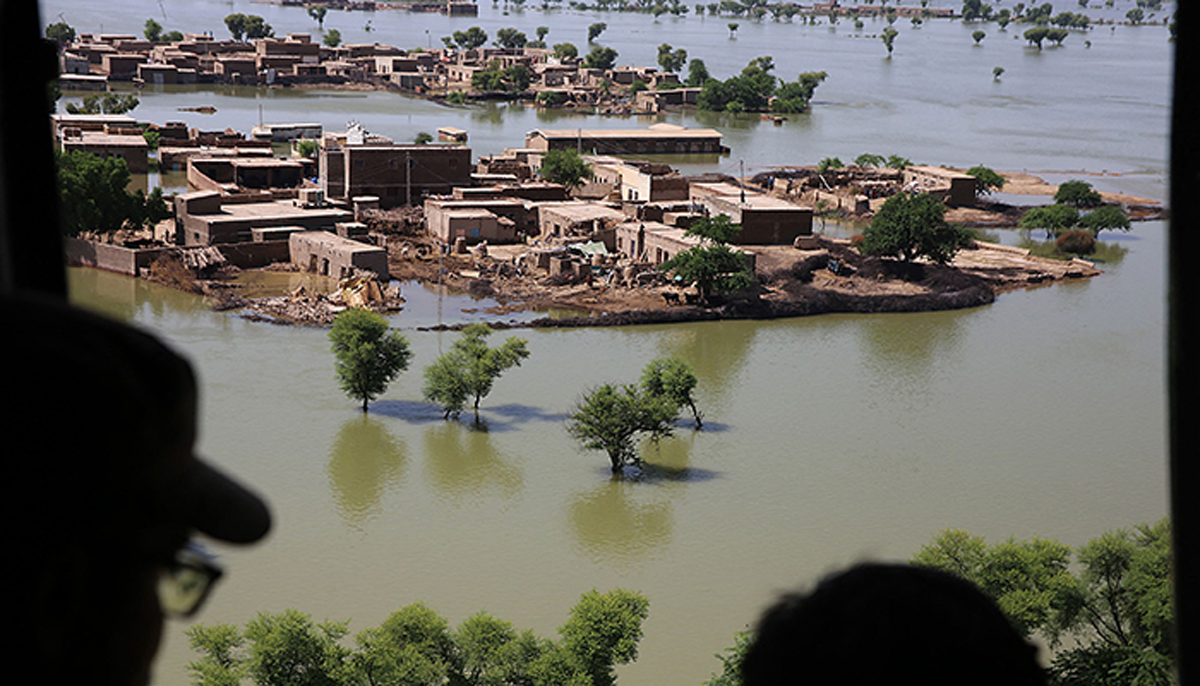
[186,589,649,686]
[697,57,827,114]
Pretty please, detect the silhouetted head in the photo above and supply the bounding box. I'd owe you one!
[741,563,1046,686]
[5,294,271,686]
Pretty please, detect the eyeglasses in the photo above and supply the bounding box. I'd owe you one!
[157,540,224,618]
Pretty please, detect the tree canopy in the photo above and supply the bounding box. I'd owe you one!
[64,91,140,115]
[656,43,689,74]
[1054,179,1103,208]
[1078,205,1131,235]
[224,13,273,41]
[540,149,593,188]
[913,520,1174,686]
[329,308,412,412]
[45,21,76,48]
[640,356,703,428]
[583,45,619,70]
[567,383,679,472]
[452,26,489,50]
[966,165,1006,197]
[422,324,530,420]
[1018,203,1082,235]
[56,151,170,236]
[658,215,754,303]
[588,22,608,42]
[187,589,649,686]
[858,192,972,265]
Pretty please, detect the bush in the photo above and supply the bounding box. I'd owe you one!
[1056,229,1096,255]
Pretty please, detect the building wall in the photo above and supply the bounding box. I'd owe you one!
[331,145,472,208]
[289,231,389,279]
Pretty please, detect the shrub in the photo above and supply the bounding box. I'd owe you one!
[1056,229,1096,255]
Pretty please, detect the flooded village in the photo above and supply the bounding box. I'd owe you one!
[51,25,1162,328]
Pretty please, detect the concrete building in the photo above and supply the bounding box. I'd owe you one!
[187,156,307,193]
[174,191,351,246]
[59,128,150,174]
[425,198,530,243]
[537,201,627,245]
[902,166,978,207]
[690,182,813,245]
[613,220,756,271]
[588,156,690,203]
[289,230,389,279]
[525,123,727,156]
[320,128,473,209]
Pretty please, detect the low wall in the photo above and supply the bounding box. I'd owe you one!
[64,237,171,276]
[219,240,291,268]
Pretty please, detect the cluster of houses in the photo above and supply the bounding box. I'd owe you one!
[55,30,695,113]
[53,96,976,291]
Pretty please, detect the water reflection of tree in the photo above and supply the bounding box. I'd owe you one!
[327,415,408,529]
[567,433,696,563]
[859,310,966,408]
[421,421,522,500]
[657,320,755,407]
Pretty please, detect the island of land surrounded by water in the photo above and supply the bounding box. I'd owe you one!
[182,168,1156,330]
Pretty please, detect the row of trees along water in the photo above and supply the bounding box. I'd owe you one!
[183,519,1173,686]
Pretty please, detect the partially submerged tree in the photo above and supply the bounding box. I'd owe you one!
[423,324,530,421]
[640,356,703,428]
[859,192,973,266]
[588,21,608,42]
[1019,203,1082,236]
[307,5,328,29]
[583,45,619,70]
[881,27,899,55]
[567,383,679,472]
[1079,204,1131,235]
[329,308,413,412]
[657,43,689,74]
[65,91,140,115]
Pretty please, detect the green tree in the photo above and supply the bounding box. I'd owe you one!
[704,629,752,686]
[727,22,740,37]
[640,356,703,428]
[1024,26,1051,49]
[881,26,899,55]
[1054,179,1103,207]
[244,609,352,686]
[308,5,328,29]
[413,132,434,145]
[225,13,249,41]
[45,21,76,48]
[244,15,275,40]
[1079,205,1131,235]
[329,308,413,412]
[323,29,342,48]
[973,29,987,43]
[771,71,827,113]
[163,30,185,42]
[583,45,619,70]
[186,623,247,686]
[685,58,711,87]
[559,590,650,686]
[993,65,1005,80]
[966,165,1006,197]
[1126,7,1145,24]
[453,26,489,50]
[56,151,167,236]
[854,153,885,167]
[859,192,973,265]
[817,156,843,174]
[423,324,530,421]
[144,18,164,42]
[886,154,913,170]
[553,42,579,60]
[1019,204,1082,235]
[588,22,608,42]
[540,149,593,188]
[65,91,140,115]
[495,27,529,49]
[657,43,689,73]
[658,215,754,304]
[354,603,456,686]
[567,383,678,471]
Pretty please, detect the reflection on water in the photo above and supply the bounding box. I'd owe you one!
[657,320,756,405]
[860,310,966,412]
[327,415,409,530]
[568,475,676,564]
[421,421,523,501]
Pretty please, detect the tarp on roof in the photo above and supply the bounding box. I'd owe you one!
[568,240,608,256]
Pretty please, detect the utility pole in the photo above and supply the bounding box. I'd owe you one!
[739,159,746,204]
[405,151,412,206]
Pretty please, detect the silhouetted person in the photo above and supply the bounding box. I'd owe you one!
[5,294,271,686]
[741,563,1046,686]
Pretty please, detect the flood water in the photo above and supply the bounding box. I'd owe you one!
[47,0,1173,682]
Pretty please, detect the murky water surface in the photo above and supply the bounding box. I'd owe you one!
[49,0,1172,682]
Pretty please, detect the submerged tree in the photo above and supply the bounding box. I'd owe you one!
[1054,179,1103,207]
[423,324,530,421]
[881,27,899,55]
[640,356,703,428]
[329,308,413,412]
[567,383,679,472]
